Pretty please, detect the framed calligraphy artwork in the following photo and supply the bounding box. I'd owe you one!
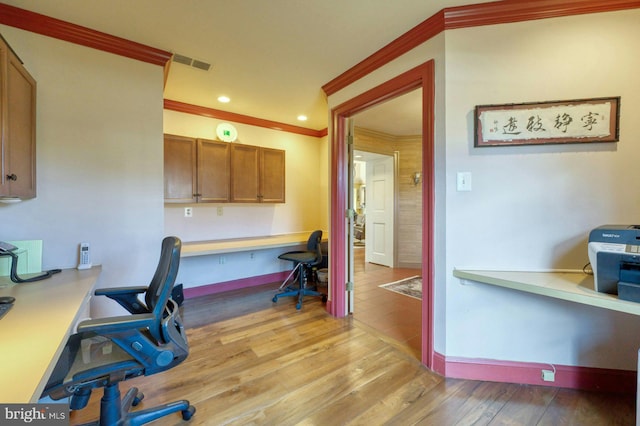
[474,97,620,147]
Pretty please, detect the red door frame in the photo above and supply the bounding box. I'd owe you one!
[328,60,436,368]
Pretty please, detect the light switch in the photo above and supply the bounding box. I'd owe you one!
[457,172,472,192]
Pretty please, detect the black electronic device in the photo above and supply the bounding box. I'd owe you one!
[0,296,15,304]
[0,241,61,283]
[0,299,13,320]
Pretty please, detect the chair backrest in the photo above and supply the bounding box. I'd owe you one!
[145,236,182,329]
[112,237,187,372]
[306,230,323,265]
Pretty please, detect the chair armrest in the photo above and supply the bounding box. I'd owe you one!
[94,286,149,314]
[94,286,147,297]
[76,313,155,335]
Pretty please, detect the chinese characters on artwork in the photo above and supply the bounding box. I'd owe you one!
[476,98,619,146]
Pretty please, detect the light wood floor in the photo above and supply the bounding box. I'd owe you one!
[69,258,635,425]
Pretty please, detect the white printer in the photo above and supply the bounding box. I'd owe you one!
[588,225,640,300]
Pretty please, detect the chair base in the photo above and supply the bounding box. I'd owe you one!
[77,383,195,426]
[273,286,327,310]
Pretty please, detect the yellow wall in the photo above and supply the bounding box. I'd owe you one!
[163,109,328,286]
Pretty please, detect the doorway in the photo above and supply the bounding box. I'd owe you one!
[329,60,435,368]
[351,106,422,358]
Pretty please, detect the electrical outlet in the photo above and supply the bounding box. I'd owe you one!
[217,206,223,216]
[541,369,555,382]
[219,256,226,264]
[184,207,193,217]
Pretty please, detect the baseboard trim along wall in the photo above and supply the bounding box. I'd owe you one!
[183,271,290,299]
[433,352,635,394]
[183,274,635,394]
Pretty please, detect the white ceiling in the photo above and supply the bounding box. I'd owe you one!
[4,0,489,135]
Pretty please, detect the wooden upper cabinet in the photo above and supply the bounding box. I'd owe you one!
[164,134,197,203]
[260,147,285,203]
[0,35,37,200]
[164,134,284,204]
[197,138,230,203]
[230,145,285,203]
[230,144,260,203]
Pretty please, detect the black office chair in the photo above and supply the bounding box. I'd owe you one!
[42,236,196,425]
[272,230,327,310]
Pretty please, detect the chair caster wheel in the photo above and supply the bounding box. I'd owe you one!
[182,405,196,420]
[322,295,327,303]
[133,392,144,406]
[272,296,278,303]
[296,303,302,310]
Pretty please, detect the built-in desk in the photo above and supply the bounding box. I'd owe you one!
[181,232,326,257]
[0,267,100,403]
[452,269,640,316]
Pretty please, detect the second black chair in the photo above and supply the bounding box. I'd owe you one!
[272,230,327,310]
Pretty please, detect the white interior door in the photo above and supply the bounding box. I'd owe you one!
[365,155,394,267]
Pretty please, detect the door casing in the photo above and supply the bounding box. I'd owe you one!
[328,60,435,369]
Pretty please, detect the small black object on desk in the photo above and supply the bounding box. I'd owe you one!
[0,296,14,320]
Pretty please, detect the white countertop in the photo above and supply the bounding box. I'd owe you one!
[181,232,326,257]
[453,269,640,316]
[0,267,100,402]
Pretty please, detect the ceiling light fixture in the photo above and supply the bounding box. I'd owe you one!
[218,96,230,103]
[297,115,308,121]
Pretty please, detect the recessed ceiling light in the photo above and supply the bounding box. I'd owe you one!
[297,115,308,121]
[218,96,230,103]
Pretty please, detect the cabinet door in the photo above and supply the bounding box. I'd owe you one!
[197,138,230,203]
[164,134,197,203]
[260,148,285,203]
[230,144,260,203]
[0,40,36,199]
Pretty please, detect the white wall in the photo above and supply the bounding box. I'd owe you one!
[445,10,640,369]
[328,9,640,370]
[163,110,328,287]
[0,27,166,317]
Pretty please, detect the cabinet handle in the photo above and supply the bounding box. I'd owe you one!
[6,174,17,181]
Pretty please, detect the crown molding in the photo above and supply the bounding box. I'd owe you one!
[444,0,640,29]
[0,3,172,66]
[164,99,328,138]
[323,0,640,96]
[322,11,444,96]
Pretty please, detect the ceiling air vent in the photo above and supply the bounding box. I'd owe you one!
[191,60,211,71]
[172,53,211,71]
